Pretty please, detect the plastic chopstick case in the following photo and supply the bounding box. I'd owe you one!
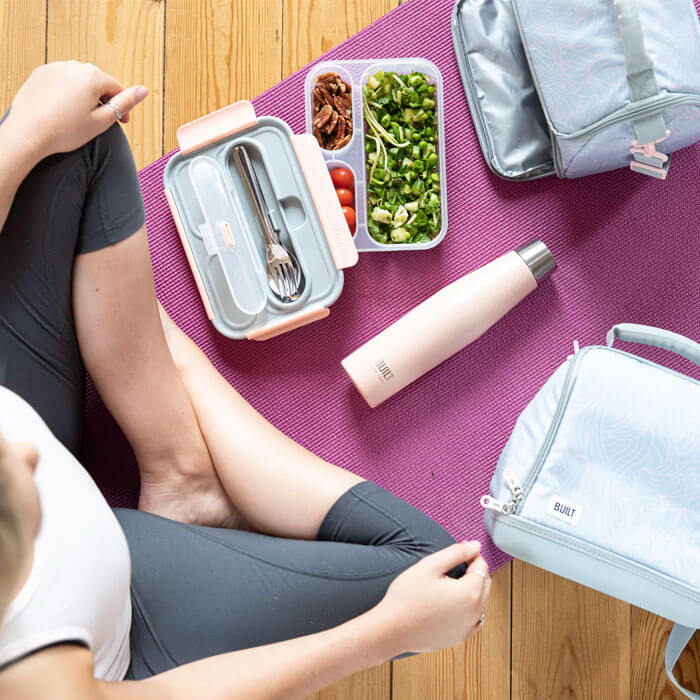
[482,324,700,698]
[452,0,700,180]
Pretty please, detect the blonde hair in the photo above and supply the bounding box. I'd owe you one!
[0,461,26,618]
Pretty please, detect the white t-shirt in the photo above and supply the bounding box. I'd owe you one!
[0,387,132,680]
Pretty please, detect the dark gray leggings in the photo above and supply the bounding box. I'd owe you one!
[117,482,458,679]
[0,120,458,680]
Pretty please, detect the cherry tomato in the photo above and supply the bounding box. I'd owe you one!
[335,188,354,207]
[342,206,356,233]
[330,168,354,190]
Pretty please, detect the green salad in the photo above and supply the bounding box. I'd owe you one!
[363,70,441,245]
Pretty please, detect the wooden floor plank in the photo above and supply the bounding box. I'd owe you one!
[282,0,399,76]
[512,561,631,700]
[163,0,283,153]
[307,665,391,700]
[631,609,700,699]
[392,564,512,700]
[0,0,46,110]
[46,0,164,168]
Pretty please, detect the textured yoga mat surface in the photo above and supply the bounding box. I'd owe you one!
[84,0,700,570]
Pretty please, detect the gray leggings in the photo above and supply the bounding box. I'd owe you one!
[0,119,458,680]
[117,482,458,679]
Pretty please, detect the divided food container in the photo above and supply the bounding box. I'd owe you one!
[304,58,448,252]
[164,101,358,340]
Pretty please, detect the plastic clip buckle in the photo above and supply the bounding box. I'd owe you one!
[629,130,670,180]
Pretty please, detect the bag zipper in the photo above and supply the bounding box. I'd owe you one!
[481,345,588,515]
[554,93,700,141]
[482,340,699,515]
[480,468,524,514]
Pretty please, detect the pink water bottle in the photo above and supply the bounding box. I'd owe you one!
[341,239,556,407]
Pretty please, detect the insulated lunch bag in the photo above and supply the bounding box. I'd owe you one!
[452,0,700,180]
[481,324,700,698]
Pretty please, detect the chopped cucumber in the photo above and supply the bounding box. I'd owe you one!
[363,71,441,244]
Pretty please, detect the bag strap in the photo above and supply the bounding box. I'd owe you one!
[613,0,671,179]
[666,624,699,699]
[606,323,700,367]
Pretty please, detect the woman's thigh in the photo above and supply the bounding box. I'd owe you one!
[116,481,460,679]
[0,149,88,451]
[0,122,144,453]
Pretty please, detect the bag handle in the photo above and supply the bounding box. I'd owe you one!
[613,0,670,178]
[666,624,699,699]
[606,324,700,367]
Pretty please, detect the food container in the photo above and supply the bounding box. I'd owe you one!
[304,58,448,252]
[164,101,358,340]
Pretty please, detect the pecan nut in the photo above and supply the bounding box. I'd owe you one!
[311,72,353,150]
[313,104,333,129]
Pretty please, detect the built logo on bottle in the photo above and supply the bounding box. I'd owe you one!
[546,495,583,526]
[372,359,394,383]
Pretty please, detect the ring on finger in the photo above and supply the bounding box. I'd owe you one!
[473,570,489,582]
[476,612,486,628]
[104,100,122,121]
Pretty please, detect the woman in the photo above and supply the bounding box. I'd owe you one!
[0,62,491,699]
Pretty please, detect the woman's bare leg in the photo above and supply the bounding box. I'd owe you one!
[158,304,363,540]
[72,227,244,528]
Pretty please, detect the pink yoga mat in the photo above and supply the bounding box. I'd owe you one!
[84,0,700,570]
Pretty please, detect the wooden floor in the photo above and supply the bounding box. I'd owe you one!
[1,1,698,698]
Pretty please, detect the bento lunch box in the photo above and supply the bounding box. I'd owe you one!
[163,101,358,341]
[304,58,448,252]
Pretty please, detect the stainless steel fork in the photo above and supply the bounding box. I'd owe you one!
[232,145,302,302]
[259,221,302,302]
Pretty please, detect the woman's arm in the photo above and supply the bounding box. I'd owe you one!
[0,61,148,232]
[1,543,491,700]
[0,610,396,700]
[0,121,41,231]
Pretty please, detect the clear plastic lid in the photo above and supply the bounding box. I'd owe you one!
[189,156,267,316]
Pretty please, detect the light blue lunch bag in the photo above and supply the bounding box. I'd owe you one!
[481,324,700,698]
[452,0,700,180]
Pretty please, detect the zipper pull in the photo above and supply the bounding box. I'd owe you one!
[480,470,524,515]
[480,494,516,514]
[503,469,523,503]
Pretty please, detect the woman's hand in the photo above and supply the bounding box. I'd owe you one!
[4,61,148,163]
[375,541,491,654]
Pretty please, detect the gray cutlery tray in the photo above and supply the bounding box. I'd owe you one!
[164,101,358,340]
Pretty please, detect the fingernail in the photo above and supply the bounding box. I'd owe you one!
[470,540,481,548]
[136,86,148,99]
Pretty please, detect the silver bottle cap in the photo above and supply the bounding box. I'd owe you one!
[515,239,557,283]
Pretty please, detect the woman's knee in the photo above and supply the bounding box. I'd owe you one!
[351,482,465,576]
[321,481,461,564]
